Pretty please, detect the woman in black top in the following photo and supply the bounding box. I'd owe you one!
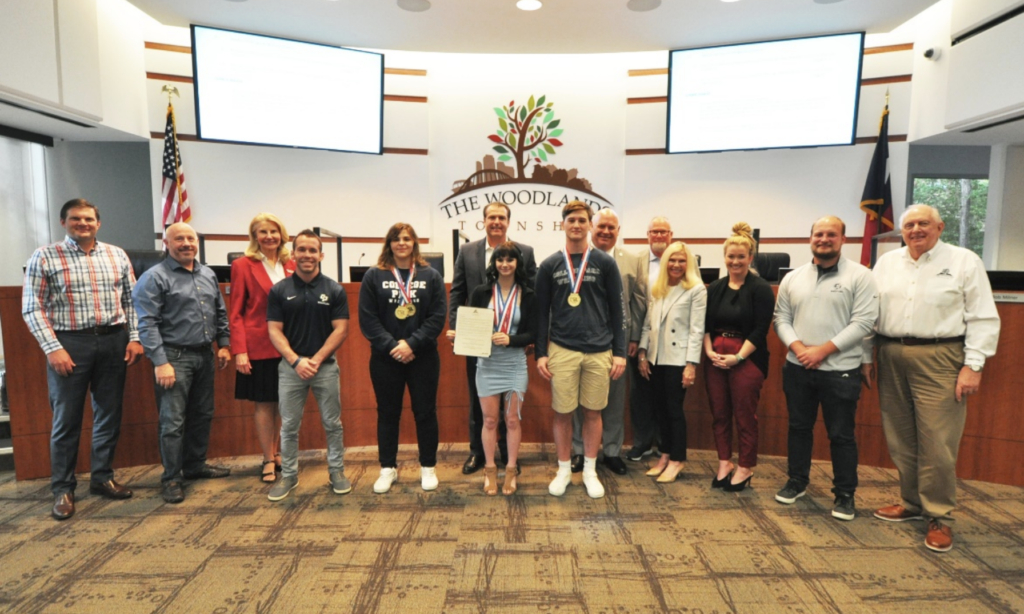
[448,241,536,495]
[359,223,447,494]
[703,222,775,492]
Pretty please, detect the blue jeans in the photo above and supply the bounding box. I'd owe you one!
[153,347,216,483]
[47,330,128,495]
[278,360,345,479]
[782,362,862,496]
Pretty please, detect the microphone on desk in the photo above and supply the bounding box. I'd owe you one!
[357,253,365,265]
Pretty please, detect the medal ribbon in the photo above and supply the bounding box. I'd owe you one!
[390,265,416,306]
[561,246,591,296]
[493,283,520,334]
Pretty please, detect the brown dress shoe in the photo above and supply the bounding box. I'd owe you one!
[52,492,75,520]
[90,479,133,500]
[926,520,953,552]
[873,504,924,522]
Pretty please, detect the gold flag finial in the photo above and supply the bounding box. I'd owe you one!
[161,85,180,105]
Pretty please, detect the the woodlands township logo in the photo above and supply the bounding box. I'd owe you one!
[438,95,614,233]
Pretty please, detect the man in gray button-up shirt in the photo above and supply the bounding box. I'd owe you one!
[133,222,232,504]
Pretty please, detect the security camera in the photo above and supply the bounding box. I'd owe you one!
[923,47,941,61]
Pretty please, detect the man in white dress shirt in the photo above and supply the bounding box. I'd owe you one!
[866,204,1000,553]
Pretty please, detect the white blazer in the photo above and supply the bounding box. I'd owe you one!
[639,283,707,366]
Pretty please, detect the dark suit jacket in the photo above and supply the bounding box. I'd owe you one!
[704,274,775,376]
[448,237,537,328]
[229,255,296,360]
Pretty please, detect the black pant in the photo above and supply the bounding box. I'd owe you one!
[47,329,128,495]
[370,348,440,468]
[628,355,658,449]
[649,364,688,462]
[783,363,862,496]
[466,357,508,461]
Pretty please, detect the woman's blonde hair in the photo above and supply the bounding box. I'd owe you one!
[651,242,700,298]
[244,213,291,262]
[723,222,757,258]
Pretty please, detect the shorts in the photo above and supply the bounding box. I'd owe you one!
[547,341,612,413]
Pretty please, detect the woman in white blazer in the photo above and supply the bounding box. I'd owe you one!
[638,242,707,483]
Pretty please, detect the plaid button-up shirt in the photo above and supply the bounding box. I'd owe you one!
[22,236,140,354]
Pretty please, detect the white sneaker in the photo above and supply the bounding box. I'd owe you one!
[582,471,605,499]
[421,466,438,491]
[374,467,398,494]
[549,470,572,496]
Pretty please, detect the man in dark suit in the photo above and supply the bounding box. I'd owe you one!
[449,202,537,474]
[570,208,647,475]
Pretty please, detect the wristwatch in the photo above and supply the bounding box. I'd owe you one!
[967,364,983,373]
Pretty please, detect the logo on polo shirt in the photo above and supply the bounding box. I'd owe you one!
[831,283,843,293]
[318,293,329,305]
[938,268,953,277]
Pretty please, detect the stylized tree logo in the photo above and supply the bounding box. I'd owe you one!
[488,95,564,179]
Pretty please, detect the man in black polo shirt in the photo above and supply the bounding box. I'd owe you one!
[266,230,351,501]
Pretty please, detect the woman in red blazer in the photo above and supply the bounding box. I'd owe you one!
[230,213,296,483]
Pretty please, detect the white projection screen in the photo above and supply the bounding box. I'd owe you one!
[667,32,865,154]
[191,25,384,154]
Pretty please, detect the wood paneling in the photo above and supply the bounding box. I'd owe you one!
[3,285,1023,486]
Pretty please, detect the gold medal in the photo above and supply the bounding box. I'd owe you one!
[567,293,581,307]
[405,304,416,317]
[395,305,408,320]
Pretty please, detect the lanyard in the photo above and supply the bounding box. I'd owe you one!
[493,283,520,334]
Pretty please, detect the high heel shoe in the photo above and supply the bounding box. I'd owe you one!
[711,472,733,489]
[722,475,752,492]
[502,465,518,495]
[646,465,666,477]
[656,463,684,483]
[484,466,498,496]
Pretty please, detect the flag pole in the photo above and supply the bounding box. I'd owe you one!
[879,88,889,246]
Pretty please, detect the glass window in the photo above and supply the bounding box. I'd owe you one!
[911,177,989,258]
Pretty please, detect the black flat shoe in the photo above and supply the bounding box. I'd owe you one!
[462,453,484,475]
[722,475,752,492]
[711,472,733,489]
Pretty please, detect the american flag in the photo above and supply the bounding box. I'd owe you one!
[161,103,191,227]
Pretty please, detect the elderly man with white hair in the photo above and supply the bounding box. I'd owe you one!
[865,204,1000,553]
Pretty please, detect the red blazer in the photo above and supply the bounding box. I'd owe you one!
[229,255,296,360]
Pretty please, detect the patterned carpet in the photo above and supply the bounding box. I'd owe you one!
[0,444,1022,614]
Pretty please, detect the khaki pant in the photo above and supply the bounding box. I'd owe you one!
[876,340,966,520]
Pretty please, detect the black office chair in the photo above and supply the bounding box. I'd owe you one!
[122,250,165,280]
[420,252,444,278]
[753,252,791,283]
[227,252,244,265]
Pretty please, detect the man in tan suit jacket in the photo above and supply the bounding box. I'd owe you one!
[571,208,647,474]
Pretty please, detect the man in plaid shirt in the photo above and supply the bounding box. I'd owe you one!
[22,198,144,520]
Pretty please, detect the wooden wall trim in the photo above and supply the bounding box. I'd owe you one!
[146,72,193,84]
[626,134,907,155]
[622,237,865,245]
[628,43,914,77]
[148,132,429,155]
[145,41,191,54]
[384,95,427,103]
[143,41,426,76]
[151,233,430,244]
[861,74,912,86]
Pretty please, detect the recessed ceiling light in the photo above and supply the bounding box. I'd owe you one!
[813,0,845,4]
[397,0,431,11]
[627,0,661,11]
[720,0,741,3]
[223,0,248,3]
[517,0,543,10]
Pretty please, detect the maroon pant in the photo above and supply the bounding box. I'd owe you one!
[704,335,764,468]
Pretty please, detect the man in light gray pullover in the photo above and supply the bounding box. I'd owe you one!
[772,216,878,521]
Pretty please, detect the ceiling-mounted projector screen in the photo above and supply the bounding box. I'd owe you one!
[667,32,865,154]
[191,25,384,154]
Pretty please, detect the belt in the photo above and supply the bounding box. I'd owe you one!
[714,330,743,338]
[878,335,965,346]
[62,325,124,336]
[164,343,212,353]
